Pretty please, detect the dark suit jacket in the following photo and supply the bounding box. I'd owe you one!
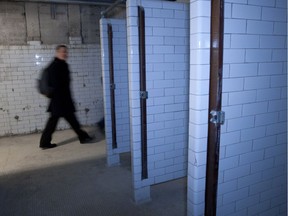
[47,57,76,116]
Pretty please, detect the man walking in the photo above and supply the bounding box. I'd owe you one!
[40,45,92,149]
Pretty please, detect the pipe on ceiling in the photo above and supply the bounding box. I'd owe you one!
[100,0,126,18]
[9,0,115,6]
[100,0,178,18]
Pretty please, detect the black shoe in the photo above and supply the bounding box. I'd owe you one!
[40,143,57,149]
[80,137,94,144]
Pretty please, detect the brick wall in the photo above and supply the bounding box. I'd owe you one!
[126,0,189,203]
[0,1,103,45]
[188,0,287,215]
[0,44,103,136]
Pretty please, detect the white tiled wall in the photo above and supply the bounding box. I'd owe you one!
[0,44,103,136]
[187,0,211,214]
[188,0,287,215]
[100,18,130,166]
[126,0,189,203]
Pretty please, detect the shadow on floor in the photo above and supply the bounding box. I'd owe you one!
[0,127,187,216]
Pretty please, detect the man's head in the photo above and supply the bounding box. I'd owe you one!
[55,45,68,61]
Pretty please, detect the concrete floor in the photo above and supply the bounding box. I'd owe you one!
[0,126,187,216]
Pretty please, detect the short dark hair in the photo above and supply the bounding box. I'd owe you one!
[56,44,68,51]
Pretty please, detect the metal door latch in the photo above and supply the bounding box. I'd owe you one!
[210,110,225,125]
[110,83,115,90]
[140,91,148,99]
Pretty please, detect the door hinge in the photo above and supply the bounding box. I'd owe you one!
[210,110,225,125]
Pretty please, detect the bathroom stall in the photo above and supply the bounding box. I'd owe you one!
[100,17,130,166]
[100,0,189,203]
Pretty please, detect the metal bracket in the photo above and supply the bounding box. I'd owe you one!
[110,83,115,90]
[210,110,225,125]
[140,91,148,99]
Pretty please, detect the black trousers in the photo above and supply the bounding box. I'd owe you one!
[40,113,89,146]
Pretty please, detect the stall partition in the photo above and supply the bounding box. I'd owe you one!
[100,0,189,203]
[126,0,189,203]
[100,18,130,166]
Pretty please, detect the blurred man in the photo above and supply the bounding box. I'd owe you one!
[40,45,92,149]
